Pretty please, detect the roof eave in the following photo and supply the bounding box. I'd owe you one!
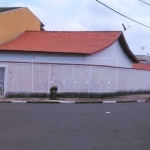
[118,33,139,63]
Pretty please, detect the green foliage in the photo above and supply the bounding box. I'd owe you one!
[50,86,58,92]
[49,86,58,100]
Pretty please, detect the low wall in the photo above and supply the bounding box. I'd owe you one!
[3,62,150,97]
[5,91,150,98]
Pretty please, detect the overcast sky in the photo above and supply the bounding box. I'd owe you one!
[1,0,150,55]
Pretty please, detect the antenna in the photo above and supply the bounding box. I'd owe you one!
[122,23,130,33]
[122,23,126,31]
[141,46,145,55]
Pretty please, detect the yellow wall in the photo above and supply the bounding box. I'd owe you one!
[0,7,41,44]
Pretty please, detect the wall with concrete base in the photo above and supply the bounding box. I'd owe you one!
[1,62,150,97]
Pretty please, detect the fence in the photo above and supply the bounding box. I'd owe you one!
[5,62,150,96]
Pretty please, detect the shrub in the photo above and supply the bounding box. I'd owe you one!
[50,86,58,92]
[50,86,58,100]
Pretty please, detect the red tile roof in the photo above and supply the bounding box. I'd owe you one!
[0,31,138,62]
[133,63,150,71]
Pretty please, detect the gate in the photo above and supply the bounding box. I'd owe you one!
[0,68,5,98]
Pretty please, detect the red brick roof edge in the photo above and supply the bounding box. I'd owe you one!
[133,63,150,71]
[0,31,139,63]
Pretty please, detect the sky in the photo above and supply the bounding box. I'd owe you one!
[1,0,150,55]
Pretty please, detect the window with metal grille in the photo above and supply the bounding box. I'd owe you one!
[0,68,5,90]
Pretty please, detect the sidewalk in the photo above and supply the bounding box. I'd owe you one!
[0,94,150,103]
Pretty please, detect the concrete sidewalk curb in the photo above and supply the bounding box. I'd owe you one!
[0,99,149,104]
[27,101,59,104]
[59,101,76,104]
[103,101,117,103]
[75,100,148,103]
[11,100,27,103]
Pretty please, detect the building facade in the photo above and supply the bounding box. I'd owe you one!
[0,7,44,44]
[0,31,140,97]
[1,7,146,98]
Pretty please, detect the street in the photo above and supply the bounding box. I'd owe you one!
[0,103,150,150]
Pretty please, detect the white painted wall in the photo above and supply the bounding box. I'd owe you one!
[88,40,132,68]
[0,40,133,68]
[3,62,150,95]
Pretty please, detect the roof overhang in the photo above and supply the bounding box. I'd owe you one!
[118,33,139,63]
[0,31,139,63]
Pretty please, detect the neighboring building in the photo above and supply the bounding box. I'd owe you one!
[134,55,150,70]
[135,55,150,64]
[0,7,44,44]
[133,63,150,71]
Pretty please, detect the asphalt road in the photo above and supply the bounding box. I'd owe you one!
[0,103,150,150]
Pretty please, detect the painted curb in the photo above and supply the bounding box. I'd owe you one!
[137,100,146,103]
[11,101,27,103]
[59,101,75,104]
[0,101,11,103]
[103,101,117,104]
[75,101,103,103]
[0,100,149,104]
[117,100,137,103]
[27,101,59,103]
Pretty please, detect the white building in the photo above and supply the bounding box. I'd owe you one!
[0,31,141,97]
[0,31,138,67]
[3,7,150,98]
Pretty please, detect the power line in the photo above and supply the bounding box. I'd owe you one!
[118,0,150,24]
[95,0,150,29]
[139,0,150,5]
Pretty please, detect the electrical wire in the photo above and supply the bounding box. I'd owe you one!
[95,0,150,29]
[118,0,150,24]
[139,0,150,5]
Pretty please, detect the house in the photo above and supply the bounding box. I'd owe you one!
[133,63,150,71]
[135,55,149,63]
[0,31,138,68]
[0,30,140,97]
[133,55,150,70]
[0,7,44,44]
[2,7,150,98]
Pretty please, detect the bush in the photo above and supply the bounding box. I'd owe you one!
[50,86,58,92]
[50,86,58,100]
